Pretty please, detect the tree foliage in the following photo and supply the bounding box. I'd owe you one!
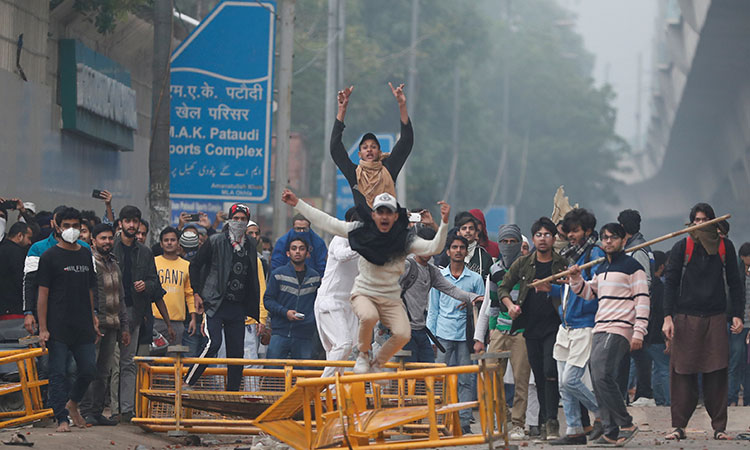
[50,0,153,34]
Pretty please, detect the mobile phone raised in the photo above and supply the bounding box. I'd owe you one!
[187,213,201,222]
[408,212,422,223]
[92,189,104,199]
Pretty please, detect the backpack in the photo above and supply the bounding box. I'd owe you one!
[684,236,726,266]
[399,257,424,297]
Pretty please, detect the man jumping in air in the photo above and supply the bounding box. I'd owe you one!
[281,188,449,374]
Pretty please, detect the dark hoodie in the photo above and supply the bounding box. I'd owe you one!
[469,209,499,259]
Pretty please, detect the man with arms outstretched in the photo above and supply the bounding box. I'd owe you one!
[282,189,449,373]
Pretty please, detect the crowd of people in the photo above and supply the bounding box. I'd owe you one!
[0,82,748,445]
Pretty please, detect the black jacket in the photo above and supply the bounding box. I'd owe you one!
[646,275,665,345]
[664,237,744,319]
[190,232,261,320]
[112,237,163,332]
[0,240,27,315]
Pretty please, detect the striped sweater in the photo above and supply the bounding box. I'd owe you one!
[569,251,650,343]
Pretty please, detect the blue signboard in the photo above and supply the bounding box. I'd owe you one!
[484,205,514,241]
[336,133,395,219]
[169,1,276,205]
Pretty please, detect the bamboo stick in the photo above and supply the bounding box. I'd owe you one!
[527,213,731,288]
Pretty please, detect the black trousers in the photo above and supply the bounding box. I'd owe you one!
[631,348,653,400]
[184,301,246,391]
[526,333,559,424]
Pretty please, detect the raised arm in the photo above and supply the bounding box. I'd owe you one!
[332,86,358,187]
[383,82,413,179]
[283,189,357,238]
[409,201,450,257]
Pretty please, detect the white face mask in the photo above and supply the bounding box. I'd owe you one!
[227,220,247,243]
[0,217,5,242]
[61,227,81,244]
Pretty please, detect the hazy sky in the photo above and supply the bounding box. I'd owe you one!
[560,0,657,146]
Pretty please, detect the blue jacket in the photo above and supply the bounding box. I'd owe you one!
[558,245,604,329]
[264,262,321,339]
[271,229,328,277]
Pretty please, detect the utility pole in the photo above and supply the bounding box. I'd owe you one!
[149,0,173,242]
[635,52,644,174]
[273,0,296,240]
[398,0,418,205]
[486,0,511,209]
[443,66,460,205]
[320,0,338,216]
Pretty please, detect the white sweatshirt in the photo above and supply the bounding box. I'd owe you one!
[294,200,448,302]
[314,235,359,310]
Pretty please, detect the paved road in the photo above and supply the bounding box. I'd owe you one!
[2,405,749,449]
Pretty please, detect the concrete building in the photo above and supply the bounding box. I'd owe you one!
[0,0,308,235]
[619,0,750,245]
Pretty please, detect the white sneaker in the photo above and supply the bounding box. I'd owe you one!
[509,425,526,440]
[631,397,656,407]
[354,351,372,374]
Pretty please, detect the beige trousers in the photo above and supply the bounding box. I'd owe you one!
[488,330,530,428]
[351,295,411,367]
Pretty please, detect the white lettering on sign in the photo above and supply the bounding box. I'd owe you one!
[207,104,250,121]
[225,83,263,101]
[175,103,201,119]
[76,63,137,129]
[205,143,264,159]
[209,127,259,140]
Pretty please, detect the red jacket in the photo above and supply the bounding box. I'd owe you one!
[469,209,499,259]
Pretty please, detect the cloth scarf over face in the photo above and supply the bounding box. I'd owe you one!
[355,154,396,208]
[689,225,721,255]
[560,231,599,265]
[225,220,247,253]
[348,201,411,266]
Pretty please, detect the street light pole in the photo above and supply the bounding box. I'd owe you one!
[273,0,296,240]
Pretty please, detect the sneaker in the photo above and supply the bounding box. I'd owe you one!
[546,419,560,440]
[588,420,604,441]
[549,434,586,445]
[354,351,372,374]
[631,397,656,407]
[461,424,472,435]
[509,425,526,440]
[528,425,541,438]
[91,414,118,426]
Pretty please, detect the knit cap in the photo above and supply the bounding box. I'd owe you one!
[498,224,521,242]
[180,230,200,250]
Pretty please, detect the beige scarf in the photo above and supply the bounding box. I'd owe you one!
[356,154,395,207]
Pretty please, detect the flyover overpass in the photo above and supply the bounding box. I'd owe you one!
[621,0,750,246]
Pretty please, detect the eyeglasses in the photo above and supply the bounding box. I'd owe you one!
[601,234,620,241]
[534,232,553,238]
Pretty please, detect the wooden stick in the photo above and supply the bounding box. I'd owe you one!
[527,213,731,288]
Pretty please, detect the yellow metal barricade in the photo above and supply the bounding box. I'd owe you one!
[0,348,53,429]
[135,350,509,449]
